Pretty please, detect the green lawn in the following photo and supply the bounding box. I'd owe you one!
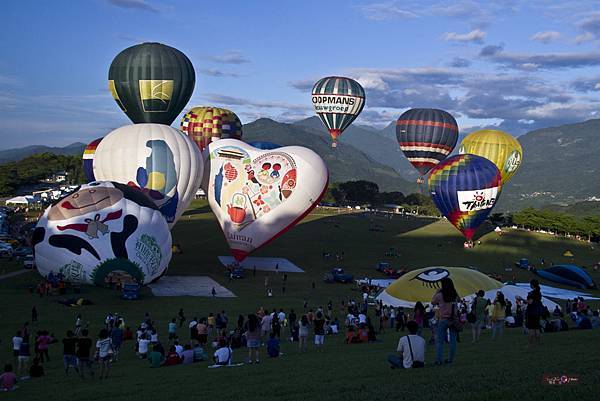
[0,200,599,401]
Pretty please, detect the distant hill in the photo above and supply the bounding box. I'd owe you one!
[542,201,600,216]
[244,118,416,193]
[0,143,86,164]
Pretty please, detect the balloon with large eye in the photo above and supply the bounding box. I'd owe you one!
[32,181,172,286]
[396,108,459,177]
[109,42,195,125]
[82,137,104,183]
[312,76,365,148]
[459,129,523,184]
[428,154,501,241]
[92,124,203,228]
[180,106,243,152]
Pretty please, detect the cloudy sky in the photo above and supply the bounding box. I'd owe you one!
[2,0,600,149]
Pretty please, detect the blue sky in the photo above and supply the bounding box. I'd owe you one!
[2,0,600,149]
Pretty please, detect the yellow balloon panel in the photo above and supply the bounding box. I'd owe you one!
[459,129,523,183]
[383,266,502,304]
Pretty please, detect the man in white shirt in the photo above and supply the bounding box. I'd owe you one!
[174,341,184,357]
[213,340,232,366]
[278,309,286,325]
[261,311,272,337]
[138,335,151,358]
[12,331,23,358]
[388,321,425,369]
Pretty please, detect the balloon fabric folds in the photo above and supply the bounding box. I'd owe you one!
[428,154,502,241]
[180,107,243,152]
[92,124,203,228]
[33,182,172,286]
[396,108,459,176]
[109,42,195,125]
[203,139,328,262]
[459,129,523,184]
[312,76,365,148]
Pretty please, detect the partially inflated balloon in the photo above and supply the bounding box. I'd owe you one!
[459,129,522,184]
[428,154,501,240]
[92,124,203,228]
[109,43,195,125]
[396,108,459,176]
[180,107,242,152]
[82,137,103,183]
[312,76,365,147]
[204,139,328,261]
[247,141,281,150]
[32,181,172,286]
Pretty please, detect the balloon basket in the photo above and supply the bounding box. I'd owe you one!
[331,142,337,148]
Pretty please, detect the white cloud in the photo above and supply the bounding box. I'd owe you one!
[354,2,418,21]
[529,31,561,43]
[442,29,486,44]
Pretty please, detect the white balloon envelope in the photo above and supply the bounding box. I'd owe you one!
[93,123,203,228]
[33,182,172,286]
[204,139,328,261]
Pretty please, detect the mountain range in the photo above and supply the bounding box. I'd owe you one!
[2,117,600,211]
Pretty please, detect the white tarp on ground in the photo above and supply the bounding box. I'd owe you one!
[218,256,304,273]
[149,276,236,297]
[514,283,600,300]
[356,278,395,288]
[376,284,560,311]
[5,196,32,205]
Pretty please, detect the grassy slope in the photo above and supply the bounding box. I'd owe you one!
[0,200,599,401]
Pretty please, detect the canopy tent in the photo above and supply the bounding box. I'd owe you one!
[376,266,503,308]
[563,250,574,257]
[463,284,560,311]
[5,196,33,205]
[514,283,600,301]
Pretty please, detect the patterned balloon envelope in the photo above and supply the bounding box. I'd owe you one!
[203,139,328,261]
[93,124,203,228]
[428,154,502,240]
[180,107,243,152]
[32,182,172,286]
[82,137,103,183]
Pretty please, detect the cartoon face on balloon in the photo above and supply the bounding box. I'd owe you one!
[205,139,328,261]
[33,182,172,286]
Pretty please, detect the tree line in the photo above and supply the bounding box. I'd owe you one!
[511,207,600,240]
[0,153,85,196]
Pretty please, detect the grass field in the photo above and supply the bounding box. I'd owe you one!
[0,200,599,401]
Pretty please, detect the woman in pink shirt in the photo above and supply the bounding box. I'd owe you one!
[431,277,459,365]
[36,331,52,363]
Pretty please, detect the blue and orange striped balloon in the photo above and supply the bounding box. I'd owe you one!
[396,108,458,176]
[428,154,502,240]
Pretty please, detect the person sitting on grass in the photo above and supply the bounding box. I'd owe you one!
[266,333,280,358]
[29,358,44,378]
[0,364,18,391]
[164,345,181,366]
[388,320,425,369]
[213,339,232,366]
[345,327,360,344]
[358,324,369,343]
[193,342,207,362]
[181,344,194,365]
[148,345,164,368]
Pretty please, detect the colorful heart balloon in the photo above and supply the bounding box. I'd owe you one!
[203,139,328,261]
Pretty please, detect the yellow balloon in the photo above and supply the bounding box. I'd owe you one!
[147,171,166,191]
[459,129,523,184]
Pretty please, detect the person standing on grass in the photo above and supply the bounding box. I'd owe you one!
[31,306,38,322]
[471,290,487,343]
[197,318,208,346]
[36,331,52,363]
[491,292,506,340]
[244,314,261,364]
[526,279,543,347]
[96,329,113,379]
[12,332,22,364]
[313,312,326,353]
[413,302,425,336]
[168,318,177,341]
[76,329,94,379]
[62,330,79,374]
[298,315,310,352]
[110,323,123,361]
[431,277,459,365]
[17,338,30,378]
[388,320,425,369]
[178,308,186,328]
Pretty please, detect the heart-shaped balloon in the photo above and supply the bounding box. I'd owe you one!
[204,139,328,261]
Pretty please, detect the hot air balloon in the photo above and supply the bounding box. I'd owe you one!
[92,124,203,228]
[180,107,242,152]
[204,139,328,261]
[82,137,103,183]
[109,42,195,125]
[312,76,365,148]
[32,182,172,286]
[428,154,501,241]
[396,108,459,177]
[459,129,523,184]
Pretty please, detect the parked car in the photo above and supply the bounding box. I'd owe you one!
[23,255,35,269]
[324,267,354,283]
[0,242,13,258]
[13,247,33,259]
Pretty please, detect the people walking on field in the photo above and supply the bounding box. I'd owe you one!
[313,311,326,352]
[471,290,487,343]
[491,292,506,340]
[76,329,94,379]
[96,329,113,379]
[244,314,261,364]
[298,315,310,352]
[62,330,79,374]
[431,277,459,365]
[526,279,543,347]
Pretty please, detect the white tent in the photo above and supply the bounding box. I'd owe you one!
[464,284,560,311]
[5,196,33,205]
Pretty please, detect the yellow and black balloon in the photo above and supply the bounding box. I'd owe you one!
[108,42,195,125]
